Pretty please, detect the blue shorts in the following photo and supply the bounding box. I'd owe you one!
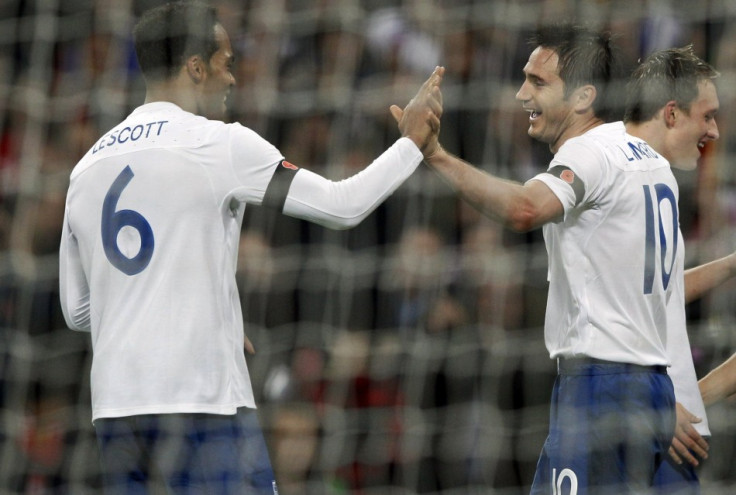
[653,452,701,494]
[95,408,277,495]
[530,358,676,495]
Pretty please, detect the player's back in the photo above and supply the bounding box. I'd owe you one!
[65,102,273,419]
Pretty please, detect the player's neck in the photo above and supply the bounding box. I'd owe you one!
[143,79,198,115]
[625,120,664,155]
[550,115,604,154]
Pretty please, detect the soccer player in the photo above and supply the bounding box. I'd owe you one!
[58,2,443,493]
[395,24,680,493]
[622,45,720,494]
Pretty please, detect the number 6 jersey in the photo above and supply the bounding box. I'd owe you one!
[529,121,679,366]
[60,102,423,421]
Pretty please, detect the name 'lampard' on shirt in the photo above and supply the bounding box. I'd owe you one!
[619,140,660,162]
[92,120,169,154]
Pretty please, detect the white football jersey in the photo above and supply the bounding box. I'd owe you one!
[530,122,679,366]
[60,102,422,421]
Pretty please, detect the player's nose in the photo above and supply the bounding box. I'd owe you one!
[515,81,530,102]
[709,119,719,141]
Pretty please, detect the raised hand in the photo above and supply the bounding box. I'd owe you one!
[390,66,444,158]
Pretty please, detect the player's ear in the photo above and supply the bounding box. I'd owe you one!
[186,55,206,83]
[573,85,596,112]
[663,101,678,128]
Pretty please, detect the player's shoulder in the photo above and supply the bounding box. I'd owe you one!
[568,121,625,148]
[561,122,637,165]
[555,122,622,162]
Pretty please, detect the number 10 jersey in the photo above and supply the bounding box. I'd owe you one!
[529,121,679,367]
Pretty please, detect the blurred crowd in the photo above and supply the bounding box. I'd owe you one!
[2,0,736,493]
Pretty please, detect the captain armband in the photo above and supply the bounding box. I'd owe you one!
[546,165,584,206]
[262,160,300,212]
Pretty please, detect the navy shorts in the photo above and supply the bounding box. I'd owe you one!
[95,408,277,495]
[653,452,701,494]
[530,358,676,495]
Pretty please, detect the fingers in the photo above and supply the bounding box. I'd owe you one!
[427,67,444,110]
[681,427,709,460]
[672,421,709,466]
[675,413,709,455]
[391,66,444,122]
[671,437,699,466]
[432,85,443,112]
[390,104,404,123]
[244,335,256,355]
[423,86,443,118]
[421,66,445,92]
[668,444,683,465]
[391,66,445,154]
[428,112,441,133]
[430,65,445,85]
[416,66,445,109]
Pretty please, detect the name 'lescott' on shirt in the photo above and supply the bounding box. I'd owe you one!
[92,121,169,154]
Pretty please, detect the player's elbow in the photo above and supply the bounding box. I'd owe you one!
[312,189,378,230]
[315,210,367,230]
[505,199,543,233]
[62,302,92,332]
[507,215,537,233]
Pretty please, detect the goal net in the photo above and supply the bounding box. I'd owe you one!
[1,0,735,493]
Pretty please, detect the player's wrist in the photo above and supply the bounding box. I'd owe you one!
[403,132,426,152]
[422,142,444,163]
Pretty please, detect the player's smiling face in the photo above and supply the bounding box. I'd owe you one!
[516,47,576,151]
[666,80,719,170]
[199,23,236,120]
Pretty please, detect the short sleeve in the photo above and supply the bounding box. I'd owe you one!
[527,137,606,216]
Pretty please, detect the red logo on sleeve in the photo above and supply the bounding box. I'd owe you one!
[281,160,299,170]
[560,170,575,184]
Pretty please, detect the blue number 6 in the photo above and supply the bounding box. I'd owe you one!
[101,166,154,275]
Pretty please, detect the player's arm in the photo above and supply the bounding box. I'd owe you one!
[280,138,422,229]
[683,252,736,303]
[423,147,563,232]
[699,352,736,406]
[59,209,91,332]
[270,67,444,230]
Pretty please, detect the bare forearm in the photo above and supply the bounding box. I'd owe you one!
[424,148,559,232]
[684,253,736,304]
[700,353,736,406]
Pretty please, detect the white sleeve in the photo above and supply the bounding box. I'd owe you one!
[59,208,91,332]
[526,136,603,219]
[282,137,423,229]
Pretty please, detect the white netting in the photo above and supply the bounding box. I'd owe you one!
[1,0,736,493]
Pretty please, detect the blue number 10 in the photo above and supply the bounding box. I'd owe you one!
[101,165,155,275]
[643,184,677,294]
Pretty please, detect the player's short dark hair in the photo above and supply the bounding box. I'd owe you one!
[624,45,720,124]
[133,1,220,82]
[529,24,623,121]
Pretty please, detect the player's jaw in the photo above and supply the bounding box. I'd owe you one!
[521,102,571,151]
[667,132,713,171]
[198,86,230,120]
[668,118,718,171]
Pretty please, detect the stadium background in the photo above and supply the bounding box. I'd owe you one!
[1,0,735,493]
